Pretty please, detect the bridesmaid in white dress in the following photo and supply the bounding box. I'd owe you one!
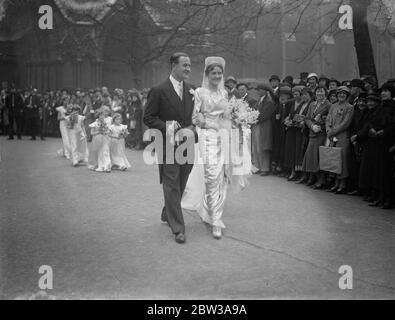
[87,107,112,172]
[65,105,89,166]
[185,56,232,239]
[109,113,131,170]
[56,101,72,159]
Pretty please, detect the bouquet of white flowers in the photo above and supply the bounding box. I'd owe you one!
[229,97,259,130]
[97,118,110,135]
[119,127,129,139]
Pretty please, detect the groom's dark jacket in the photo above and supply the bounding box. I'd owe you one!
[143,78,198,180]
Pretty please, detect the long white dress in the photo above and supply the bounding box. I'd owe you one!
[109,124,131,170]
[88,117,112,172]
[181,87,231,229]
[66,115,88,166]
[56,106,71,159]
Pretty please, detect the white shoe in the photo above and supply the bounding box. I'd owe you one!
[212,226,222,239]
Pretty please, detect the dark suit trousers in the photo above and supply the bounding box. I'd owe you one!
[25,115,39,138]
[161,163,193,235]
[8,114,23,138]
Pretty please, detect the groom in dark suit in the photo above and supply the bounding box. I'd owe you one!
[143,52,197,244]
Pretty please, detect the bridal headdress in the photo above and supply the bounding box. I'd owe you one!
[204,56,226,71]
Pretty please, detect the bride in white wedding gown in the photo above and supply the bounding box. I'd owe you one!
[181,56,251,239]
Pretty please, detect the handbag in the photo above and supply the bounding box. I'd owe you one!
[319,138,342,174]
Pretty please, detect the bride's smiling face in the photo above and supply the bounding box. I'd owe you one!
[207,66,223,87]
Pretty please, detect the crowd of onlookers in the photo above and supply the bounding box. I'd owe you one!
[227,72,395,210]
[0,86,148,149]
[1,71,394,210]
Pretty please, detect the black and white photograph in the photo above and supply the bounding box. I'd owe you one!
[0,0,394,303]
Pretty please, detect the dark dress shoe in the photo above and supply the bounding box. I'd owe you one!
[347,190,359,196]
[253,170,262,175]
[175,233,186,244]
[260,171,270,176]
[7,137,14,140]
[328,186,338,193]
[313,183,324,190]
[368,200,381,207]
[296,177,307,184]
[17,136,22,140]
[306,179,315,187]
[335,188,346,194]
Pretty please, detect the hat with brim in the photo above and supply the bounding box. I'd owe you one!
[236,82,249,89]
[283,76,294,84]
[225,76,237,84]
[351,79,365,89]
[307,73,318,81]
[328,78,341,86]
[292,85,305,93]
[279,86,292,96]
[256,83,272,92]
[337,86,351,96]
[269,75,280,82]
[319,75,329,82]
[342,80,351,87]
[380,82,395,98]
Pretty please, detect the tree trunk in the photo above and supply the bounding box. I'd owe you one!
[351,0,377,79]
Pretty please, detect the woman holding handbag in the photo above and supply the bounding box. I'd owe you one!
[325,86,354,194]
[297,86,331,188]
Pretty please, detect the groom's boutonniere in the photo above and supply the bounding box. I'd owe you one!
[189,88,195,101]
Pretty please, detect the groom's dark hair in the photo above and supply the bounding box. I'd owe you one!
[170,52,189,67]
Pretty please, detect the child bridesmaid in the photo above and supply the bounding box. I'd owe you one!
[109,113,131,171]
[56,100,72,159]
[87,106,112,172]
[65,105,88,167]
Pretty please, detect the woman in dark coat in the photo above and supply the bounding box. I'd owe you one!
[377,83,395,209]
[283,86,312,180]
[297,86,331,187]
[356,92,392,207]
[349,92,369,195]
[271,86,292,176]
[125,90,143,150]
[251,84,277,175]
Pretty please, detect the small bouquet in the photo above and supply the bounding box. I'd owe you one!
[229,97,259,130]
[66,111,79,129]
[97,118,110,135]
[119,127,129,139]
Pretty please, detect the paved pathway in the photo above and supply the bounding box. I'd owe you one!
[0,137,394,299]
